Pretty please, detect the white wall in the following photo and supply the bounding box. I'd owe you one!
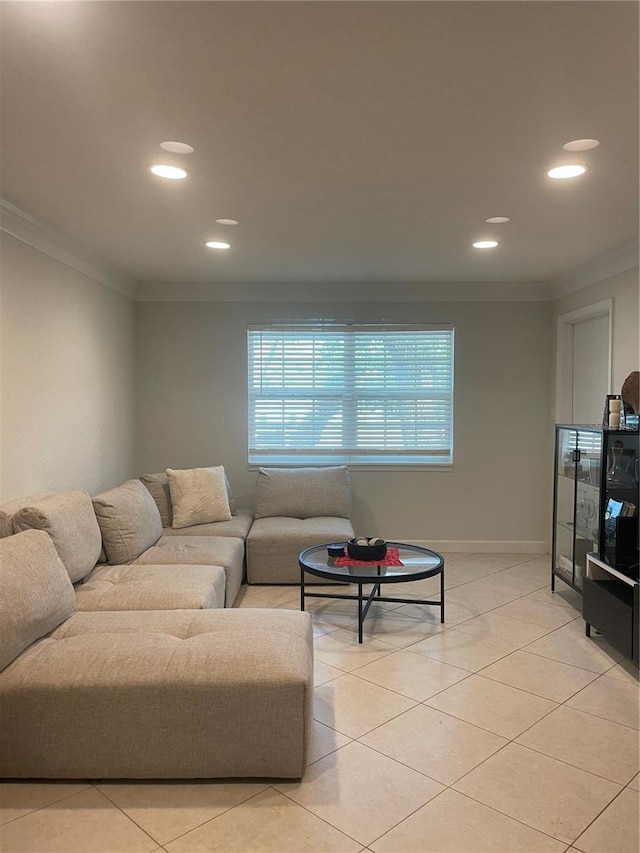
[0,233,135,500]
[135,299,553,548]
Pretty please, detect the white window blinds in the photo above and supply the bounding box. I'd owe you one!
[248,324,454,466]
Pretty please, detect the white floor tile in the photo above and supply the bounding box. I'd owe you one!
[354,648,469,701]
[524,622,622,674]
[165,788,362,853]
[479,649,599,702]
[573,787,639,853]
[361,704,507,785]
[0,787,157,853]
[276,741,443,847]
[96,780,267,845]
[426,674,557,738]
[454,743,622,844]
[410,628,524,672]
[313,629,397,672]
[314,673,416,738]
[371,788,566,853]
[567,675,640,729]
[0,783,90,828]
[516,705,639,785]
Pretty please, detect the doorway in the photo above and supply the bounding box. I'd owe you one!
[556,300,612,425]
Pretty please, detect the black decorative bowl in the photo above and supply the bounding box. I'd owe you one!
[327,543,346,558]
[346,538,388,561]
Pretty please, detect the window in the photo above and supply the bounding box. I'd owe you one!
[247,324,454,466]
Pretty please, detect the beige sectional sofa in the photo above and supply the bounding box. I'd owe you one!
[0,464,357,778]
[6,483,239,611]
[0,530,313,779]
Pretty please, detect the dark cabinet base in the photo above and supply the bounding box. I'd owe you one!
[583,576,639,661]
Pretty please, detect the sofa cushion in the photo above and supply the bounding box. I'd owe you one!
[75,563,226,611]
[139,472,173,526]
[247,516,355,584]
[134,535,245,607]
[1,609,313,778]
[0,492,54,539]
[167,466,231,528]
[254,466,352,520]
[161,508,253,540]
[141,471,238,526]
[13,490,102,583]
[0,530,75,672]
[92,480,162,565]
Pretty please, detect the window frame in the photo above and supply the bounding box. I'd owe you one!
[247,323,455,470]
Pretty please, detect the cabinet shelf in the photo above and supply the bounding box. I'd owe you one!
[552,425,639,599]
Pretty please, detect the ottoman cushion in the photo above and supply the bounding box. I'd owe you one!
[0,609,313,779]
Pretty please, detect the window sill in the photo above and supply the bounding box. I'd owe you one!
[248,463,454,473]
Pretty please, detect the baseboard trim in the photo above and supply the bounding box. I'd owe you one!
[399,540,549,554]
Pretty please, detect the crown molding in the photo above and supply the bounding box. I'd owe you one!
[135,279,552,303]
[551,238,639,300]
[0,198,137,298]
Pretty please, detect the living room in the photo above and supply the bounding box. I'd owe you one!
[0,2,638,852]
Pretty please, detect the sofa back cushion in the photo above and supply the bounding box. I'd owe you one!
[0,492,54,539]
[140,472,173,527]
[92,480,162,564]
[254,466,352,519]
[140,470,238,526]
[13,490,103,583]
[0,530,75,672]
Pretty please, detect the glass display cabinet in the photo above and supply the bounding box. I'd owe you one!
[552,425,639,593]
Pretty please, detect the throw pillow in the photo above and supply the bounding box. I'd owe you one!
[141,469,238,526]
[167,466,232,529]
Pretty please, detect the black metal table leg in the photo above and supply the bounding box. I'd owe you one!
[298,542,446,644]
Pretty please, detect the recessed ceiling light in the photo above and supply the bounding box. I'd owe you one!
[160,141,195,154]
[485,216,510,224]
[215,219,239,226]
[473,240,499,249]
[205,241,231,250]
[149,164,188,180]
[547,164,587,179]
[563,139,600,152]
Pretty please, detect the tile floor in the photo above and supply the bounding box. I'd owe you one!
[1,552,638,853]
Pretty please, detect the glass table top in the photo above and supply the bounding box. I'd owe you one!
[299,541,444,583]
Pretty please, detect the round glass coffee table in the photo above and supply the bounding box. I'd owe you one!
[299,542,444,643]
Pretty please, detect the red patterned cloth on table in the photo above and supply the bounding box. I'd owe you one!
[333,547,403,567]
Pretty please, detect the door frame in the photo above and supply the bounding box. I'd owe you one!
[555,299,612,424]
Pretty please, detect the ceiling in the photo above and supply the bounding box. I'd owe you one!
[1,1,638,288]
